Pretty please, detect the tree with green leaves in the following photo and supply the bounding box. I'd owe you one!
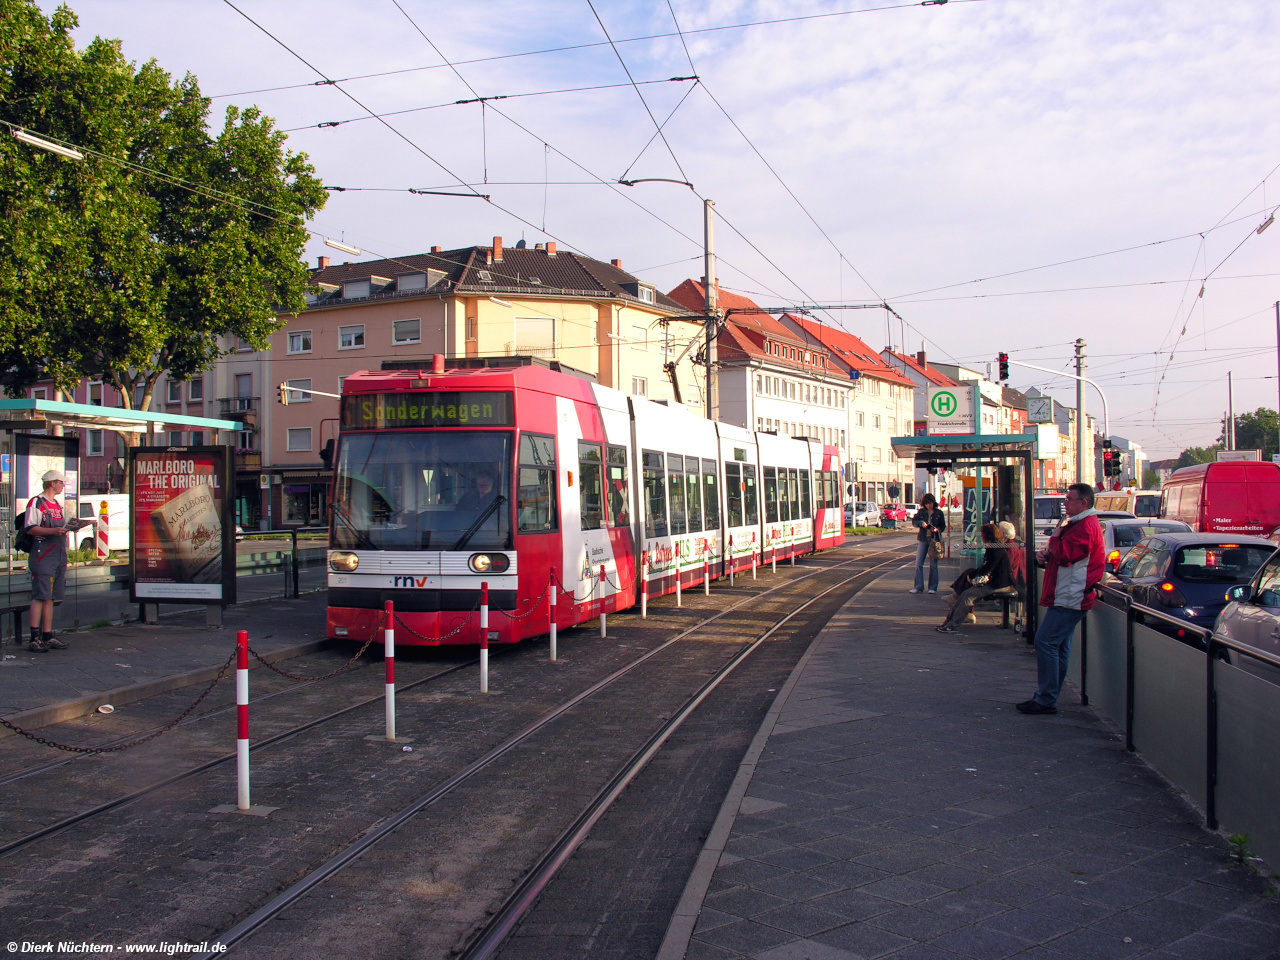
[0,0,325,437]
[1175,445,1221,469]
[1219,407,1278,461]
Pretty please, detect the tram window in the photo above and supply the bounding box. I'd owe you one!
[518,434,557,533]
[606,445,629,528]
[685,456,703,533]
[643,450,668,538]
[800,469,812,519]
[743,465,759,525]
[725,462,743,528]
[667,454,687,535]
[763,468,779,524]
[787,469,801,520]
[578,442,604,530]
[702,459,720,529]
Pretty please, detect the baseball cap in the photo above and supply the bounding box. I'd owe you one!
[42,469,67,484]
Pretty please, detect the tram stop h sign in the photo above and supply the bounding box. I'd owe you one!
[926,384,976,435]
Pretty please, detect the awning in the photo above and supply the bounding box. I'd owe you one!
[891,432,1039,461]
[0,398,240,434]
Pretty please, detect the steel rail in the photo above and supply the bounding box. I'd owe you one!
[200,544,910,958]
[458,557,903,960]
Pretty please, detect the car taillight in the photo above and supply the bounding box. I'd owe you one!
[1107,549,1121,568]
[1157,581,1188,607]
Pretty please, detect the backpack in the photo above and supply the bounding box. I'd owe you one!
[13,497,39,553]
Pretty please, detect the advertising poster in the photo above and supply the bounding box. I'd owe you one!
[15,434,80,522]
[129,445,235,604]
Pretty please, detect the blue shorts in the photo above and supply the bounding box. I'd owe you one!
[30,544,67,603]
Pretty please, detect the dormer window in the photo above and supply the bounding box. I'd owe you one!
[529,277,542,285]
[477,270,494,282]
[343,279,370,299]
[397,272,427,292]
[623,281,656,303]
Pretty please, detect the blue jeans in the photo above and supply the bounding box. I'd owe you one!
[914,540,938,591]
[1034,606,1085,707]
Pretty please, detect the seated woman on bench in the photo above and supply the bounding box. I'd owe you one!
[937,523,1016,634]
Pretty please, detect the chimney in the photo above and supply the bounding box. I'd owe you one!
[486,249,493,265]
[492,236,503,262]
[317,255,329,269]
[430,245,441,253]
[546,242,556,257]
[916,349,927,368]
[610,258,622,269]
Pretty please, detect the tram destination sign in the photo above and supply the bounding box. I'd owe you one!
[342,391,514,429]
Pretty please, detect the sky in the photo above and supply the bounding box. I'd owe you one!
[54,0,1280,459]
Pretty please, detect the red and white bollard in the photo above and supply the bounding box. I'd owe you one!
[384,601,396,741]
[752,536,758,580]
[771,542,777,573]
[703,552,710,595]
[729,536,735,586]
[549,569,558,661]
[640,553,649,619]
[236,629,250,811]
[599,564,607,638]
[480,582,490,693]
[96,500,109,560]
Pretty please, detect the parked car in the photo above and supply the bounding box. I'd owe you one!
[1215,548,1280,684]
[1095,510,1137,521]
[880,503,908,527]
[855,501,881,526]
[1111,532,1275,640]
[1101,518,1192,572]
[1160,460,1280,535]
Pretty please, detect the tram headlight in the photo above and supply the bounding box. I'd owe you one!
[469,553,510,574]
[329,551,360,572]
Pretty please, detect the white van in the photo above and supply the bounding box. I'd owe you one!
[75,495,130,553]
[1094,489,1162,519]
[1033,494,1065,546]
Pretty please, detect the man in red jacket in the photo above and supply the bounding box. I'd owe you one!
[1017,482,1105,715]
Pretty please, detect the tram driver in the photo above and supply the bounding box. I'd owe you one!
[455,469,499,513]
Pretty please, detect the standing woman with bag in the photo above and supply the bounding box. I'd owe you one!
[910,493,946,594]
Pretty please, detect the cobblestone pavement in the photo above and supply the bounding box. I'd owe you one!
[681,566,1280,960]
[0,589,329,719]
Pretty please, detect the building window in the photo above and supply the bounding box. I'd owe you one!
[889,418,896,433]
[167,431,183,446]
[87,430,104,456]
[188,379,203,402]
[233,337,254,353]
[840,430,845,447]
[88,381,103,406]
[855,445,866,461]
[338,376,346,394]
[286,378,313,402]
[467,317,477,341]
[757,417,763,430]
[339,325,365,349]
[237,429,255,451]
[287,330,312,354]
[871,447,881,463]
[190,431,204,446]
[856,411,865,428]
[287,427,313,451]
[167,380,182,403]
[393,319,421,344]
[631,325,648,351]
[631,376,647,397]
[872,414,881,430]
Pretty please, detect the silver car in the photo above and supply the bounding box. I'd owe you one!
[1101,518,1191,572]
[1215,546,1280,683]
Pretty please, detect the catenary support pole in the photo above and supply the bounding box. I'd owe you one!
[1075,338,1087,487]
[236,630,250,811]
[384,601,396,741]
[480,582,489,693]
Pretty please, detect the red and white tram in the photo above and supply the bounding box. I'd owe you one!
[325,358,844,645]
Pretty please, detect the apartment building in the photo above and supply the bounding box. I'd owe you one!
[209,237,704,526]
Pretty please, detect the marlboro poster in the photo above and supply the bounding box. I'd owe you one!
[129,445,235,604]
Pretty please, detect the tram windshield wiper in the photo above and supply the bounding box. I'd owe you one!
[452,495,507,552]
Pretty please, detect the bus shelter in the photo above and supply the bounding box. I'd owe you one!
[891,433,1039,640]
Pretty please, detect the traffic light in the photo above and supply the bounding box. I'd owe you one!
[997,352,1009,381]
[277,381,289,406]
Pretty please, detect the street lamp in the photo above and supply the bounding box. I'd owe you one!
[11,127,83,161]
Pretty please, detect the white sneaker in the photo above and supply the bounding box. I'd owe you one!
[927,589,937,594]
[909,588,921,594]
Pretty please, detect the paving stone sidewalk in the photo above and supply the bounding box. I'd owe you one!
[0,592,330,720]
[683,566,1280,960]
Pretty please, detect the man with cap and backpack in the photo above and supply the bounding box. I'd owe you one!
[22,469,84,652]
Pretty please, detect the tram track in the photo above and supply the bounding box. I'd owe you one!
[199,543,912,959]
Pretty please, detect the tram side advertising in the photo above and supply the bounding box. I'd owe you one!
[129,445,236,605]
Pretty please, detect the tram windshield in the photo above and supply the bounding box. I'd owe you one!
[333,431,513,550]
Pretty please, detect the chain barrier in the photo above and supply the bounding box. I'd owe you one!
[247,610,384,682]
[0,649,238,755]
[494,578,551,621]
[394,596,482,643]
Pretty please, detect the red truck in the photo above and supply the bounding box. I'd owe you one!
[1160,461,1280,536]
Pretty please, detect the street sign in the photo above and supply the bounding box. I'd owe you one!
[1027,396,1053,423]
[926,384,975,435]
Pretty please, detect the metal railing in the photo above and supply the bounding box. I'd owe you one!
[218,396,260,417]
[1077,584,1280,871]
